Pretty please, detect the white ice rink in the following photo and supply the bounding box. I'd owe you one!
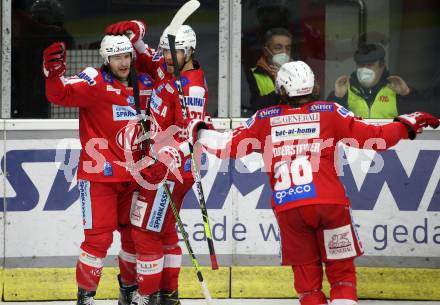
[2,300,440,305]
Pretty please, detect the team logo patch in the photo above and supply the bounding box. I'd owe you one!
[127,96,135,106]
[271,123,320,142]
[174,76,190,88]
[139,74,153,86]
[324,225,357,259]
[270,113,320,126]
[273,182,316,205]
[257,107,281,119]
[243,116,255,128]
[379,95,389,103]
[309,103,334,112]
[147,182,175,232]
[112,105,137,121]
[101,70,113,83]
[116,122,144,151]
[130,198,148,227]
[337,106,351,117]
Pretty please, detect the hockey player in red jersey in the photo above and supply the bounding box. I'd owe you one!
[43,35,154,305]
[192,61,439,305]
[105,20,211,305]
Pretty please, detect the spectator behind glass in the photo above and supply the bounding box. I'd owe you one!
[246,27,292,113]
[12,0,74,118]
[327,43,417,119]
[404,68,440,117]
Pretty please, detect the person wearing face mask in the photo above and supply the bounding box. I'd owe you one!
[327,43,417,119]
[247,27,293,113]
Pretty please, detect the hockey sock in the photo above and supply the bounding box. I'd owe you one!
[136,254,164,295]
[325,259,357,303]
[160,244,182,292]
[118,249,137,286]
[292,263,327,305]
[76,250,104,291]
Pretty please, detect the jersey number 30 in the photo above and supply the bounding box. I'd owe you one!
[273,157,313,191]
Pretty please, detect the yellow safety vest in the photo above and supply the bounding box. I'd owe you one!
[251,68,275,96]
[348,84,398,119]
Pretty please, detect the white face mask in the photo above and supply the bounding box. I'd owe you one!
[357,67,376,87]
[272,53,290,67]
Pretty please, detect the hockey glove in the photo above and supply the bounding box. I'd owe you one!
[179,116,214,145]
[105,20,146,53]
[141,161,168,185]
[394,112,439,140]
[43,42,66,78]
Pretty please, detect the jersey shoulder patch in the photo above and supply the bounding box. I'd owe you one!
[308,101,335,112]
[138,73,154,87]
[76,67,99,86]
[242,114,257,129]
[334,103,354,118]
[257,106,282,119]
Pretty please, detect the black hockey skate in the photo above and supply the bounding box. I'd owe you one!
[160,290,181,305]
[77,287,96,305]
[118,274,138,305]
[130,291,161,305]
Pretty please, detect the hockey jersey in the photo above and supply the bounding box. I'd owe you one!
[135,48,209,180]
[46,67,153,182]
[200,101,408,213]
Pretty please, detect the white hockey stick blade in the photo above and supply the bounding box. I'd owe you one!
[168,0,200,36]
[200,280,213,305]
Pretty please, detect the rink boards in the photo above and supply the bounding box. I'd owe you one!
[0,119,439,301]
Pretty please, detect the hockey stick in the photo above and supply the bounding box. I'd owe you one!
[129,67,213,305]
[167,0,219,271]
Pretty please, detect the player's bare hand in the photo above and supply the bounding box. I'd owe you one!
[388,75,411,96]
[334,75,349,98]
[268,65,280,79]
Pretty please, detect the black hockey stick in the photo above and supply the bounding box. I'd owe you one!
[167,0,219,272]
[129,66,213,305]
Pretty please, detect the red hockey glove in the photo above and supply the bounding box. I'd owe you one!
[141,161,168,185]
[43,42,66,78]
[105,20,146,53]
[394,112,440,140]
[178,116,214,145]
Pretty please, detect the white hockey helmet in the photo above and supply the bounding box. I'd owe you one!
[99,35,135,64]
[276,61,315,97]
[159,25,196,58]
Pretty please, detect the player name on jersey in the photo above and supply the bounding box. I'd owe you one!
[272,142,321,157]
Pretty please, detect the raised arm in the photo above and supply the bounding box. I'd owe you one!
[334,104,439,150]
[44,42,98,107]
